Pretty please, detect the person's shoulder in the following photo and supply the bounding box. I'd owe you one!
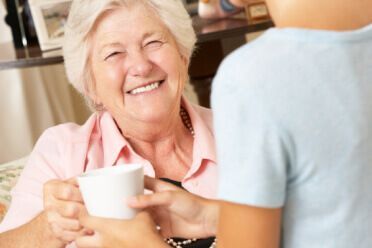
[214,28,303,91]
[222,28,280,62]
[39,112,97,144]
[214,29,283,82]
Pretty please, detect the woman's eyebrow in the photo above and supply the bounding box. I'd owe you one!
[98,42,123,54]
[142,31,164,40]
[97,31,164,54]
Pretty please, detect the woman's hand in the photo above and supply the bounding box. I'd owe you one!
[75,211,167,248]
[128,176,219,239]
[43,178,87,244]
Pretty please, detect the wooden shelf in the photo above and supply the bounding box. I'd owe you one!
[0,16,273,70]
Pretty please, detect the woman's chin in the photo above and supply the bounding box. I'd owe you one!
[133,107,174,124]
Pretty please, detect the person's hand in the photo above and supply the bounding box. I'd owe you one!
[128,176,219,239]
[43,178,87,244]
[75,211,167,248]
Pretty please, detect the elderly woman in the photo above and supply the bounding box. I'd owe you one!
[0,0,217,247]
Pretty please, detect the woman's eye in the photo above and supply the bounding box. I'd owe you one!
[145,40,163,48]
[105,52,121,60]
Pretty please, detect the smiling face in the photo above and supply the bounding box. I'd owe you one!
[89,4,188,126]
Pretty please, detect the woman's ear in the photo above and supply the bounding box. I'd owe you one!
[87,87,103,107]
[181,54,190,68]
[84,72,103,107]
[86,87,105,111]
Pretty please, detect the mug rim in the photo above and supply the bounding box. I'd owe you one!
[78,163,143,178]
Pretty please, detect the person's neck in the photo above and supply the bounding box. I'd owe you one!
[127,119,191,160]
[116,114,193,174]
[268,0,372,31]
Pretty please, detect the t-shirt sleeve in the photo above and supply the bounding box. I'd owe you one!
[212,63,290,208]
[0,128,64,232]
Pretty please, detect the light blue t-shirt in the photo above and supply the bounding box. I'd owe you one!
[212,24,372,247]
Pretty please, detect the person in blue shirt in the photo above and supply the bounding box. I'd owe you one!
[72,0,372,247]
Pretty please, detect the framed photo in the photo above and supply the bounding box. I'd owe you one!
[245,2,270,22]
[28,0,72,51]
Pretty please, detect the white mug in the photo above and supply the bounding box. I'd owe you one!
[77,163,144,219]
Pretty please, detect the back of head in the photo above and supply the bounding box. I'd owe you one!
[63,0,196,109]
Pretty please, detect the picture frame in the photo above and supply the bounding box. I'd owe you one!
[245,2,270,22]
[28,0,72,51]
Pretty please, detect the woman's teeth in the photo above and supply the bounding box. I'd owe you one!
[129,81,161,95]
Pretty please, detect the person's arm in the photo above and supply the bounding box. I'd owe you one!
[0,128,88,247]
[76,211,168,248]
[218,201,281,248]
[129,176,219,238]
[131,177,281,247]
[0,212,64,248]
[0,178,86,248]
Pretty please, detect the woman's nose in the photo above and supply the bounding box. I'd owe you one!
[126,51,153,77]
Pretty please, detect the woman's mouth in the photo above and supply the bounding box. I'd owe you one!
[127,80,164,95]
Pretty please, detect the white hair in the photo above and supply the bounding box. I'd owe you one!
[63,0,196,110]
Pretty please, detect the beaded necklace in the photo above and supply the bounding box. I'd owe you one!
[165,237,217,248]
[180,106,195,137]
[163,107,217,248]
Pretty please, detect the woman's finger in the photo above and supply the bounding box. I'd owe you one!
[49,221,86,243]
[44,179,84,203]
[144,176,180,192]
[55,201,85,218]
[75,232,102,248]
[56,183,84,202]
[52,213,82,231]
[65,177,79,186]
[127,191,176,208]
